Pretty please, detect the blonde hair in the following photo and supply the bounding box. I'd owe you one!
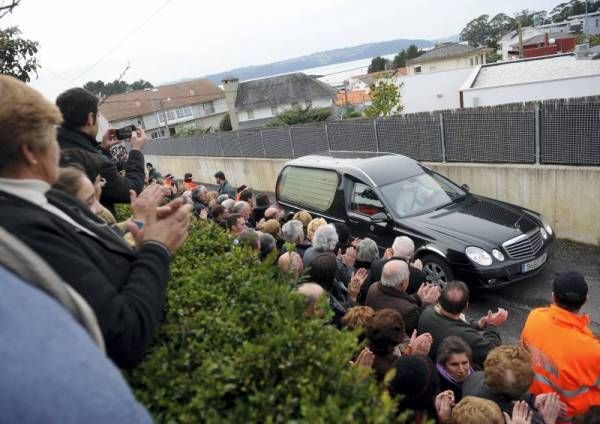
[484,345,534,399]
[451,396,504,424]
[342,306,375,330]
[0,76,62,173]
[306,217,327,242]
[293,210,313,231]
[259,219,281,237]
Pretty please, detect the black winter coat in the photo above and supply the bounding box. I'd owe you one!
[370,257,427,294]
[0,189,170,369]
[57,127,145,212]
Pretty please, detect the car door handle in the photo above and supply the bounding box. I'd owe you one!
[348,218,359,224]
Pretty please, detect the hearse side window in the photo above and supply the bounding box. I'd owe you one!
[350,182,384,217]
[278,166,338,212]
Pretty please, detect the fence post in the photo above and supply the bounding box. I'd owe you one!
[288,127,296,159]
[534,103,541,165]
[325,123,332,152]
[439,114,446,163]
[259,129,267,158]
[218,133,225,157]
[373,119,380,152]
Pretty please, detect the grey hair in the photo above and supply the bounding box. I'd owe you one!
[313,224,338,252]
[232,201,250,214]
[282,220,304,243]
[259,233,276,254]
[197,185,207,193]
[380,260,410,288]
[392,236,415,259]
[222,199,235,211]
[356,238,379,263]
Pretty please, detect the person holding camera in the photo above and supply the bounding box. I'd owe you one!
[55,88,146,213]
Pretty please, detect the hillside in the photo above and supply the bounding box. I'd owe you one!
[203,38,436,82]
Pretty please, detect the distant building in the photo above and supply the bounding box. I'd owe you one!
[537,11,600,36]
[335,90,371,110]
[507,33,577,59]
[347,68,407,92]
[406,43,492,74]
[222,73,337,130]
[498,27,545,61]
[99,79,227,139]
[460,53,600,108]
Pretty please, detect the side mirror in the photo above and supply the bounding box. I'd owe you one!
[370,212,390,223]
[461,184,470,193]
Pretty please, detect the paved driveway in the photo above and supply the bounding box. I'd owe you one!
[467,239,600,344]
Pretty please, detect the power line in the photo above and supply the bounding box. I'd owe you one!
[62,0,173,87]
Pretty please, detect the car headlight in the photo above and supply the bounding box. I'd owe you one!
[465,246,493,266]
[540,227,548,240]
[492,249,505,261]
[540,215,553,236]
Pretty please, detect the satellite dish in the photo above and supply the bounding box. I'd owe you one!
[549,38,556,44]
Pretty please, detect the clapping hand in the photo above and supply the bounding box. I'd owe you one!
[348,268,368,301]
[408,330,433,355]
[434,390,455,424]
[199,208,208,220]
[534,393,563,424]
[417,283,441,305]
[349,347,375,368]
[383,248,394,260]
[478,308,508,329]
[504,401,532,424]
[411,258,423,270]
[339,246,357,269]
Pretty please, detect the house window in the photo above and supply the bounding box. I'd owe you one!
[203,101,214,114]
[414,66,421,73]
[596,18,599,27]
[470,58,474,66]
[175,106,193,119]
[247,109,254,119]
[271,105,278,115]
[151,129,166,139]
[475,56,479,65]
[350,182,385,217]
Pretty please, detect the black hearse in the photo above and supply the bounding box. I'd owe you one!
[275,153,554,287]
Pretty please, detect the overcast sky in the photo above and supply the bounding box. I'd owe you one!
[3,0,560,100]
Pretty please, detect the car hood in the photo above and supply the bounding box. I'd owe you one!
[405,195,539,248]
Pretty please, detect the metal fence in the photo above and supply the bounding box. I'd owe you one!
[142,100,600,166]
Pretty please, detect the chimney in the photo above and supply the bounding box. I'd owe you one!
[222,76,240,131]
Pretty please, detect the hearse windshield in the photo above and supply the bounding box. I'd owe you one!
[380,170,466,217]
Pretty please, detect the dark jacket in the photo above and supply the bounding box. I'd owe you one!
[462,371,544,424]
[0,189,170,369]
[365,282,423,335]
[57,126,145,212]
[370,256,427,294]
[217,180,236,198]
[417,306,502,369]
[303,246,353,285]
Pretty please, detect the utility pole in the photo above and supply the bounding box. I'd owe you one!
[584,0,589,43]
[160,99,171,137]
[518,21,524,59]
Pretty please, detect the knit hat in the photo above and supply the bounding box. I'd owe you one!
[553,271,588,303]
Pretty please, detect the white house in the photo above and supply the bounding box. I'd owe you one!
[99,79,228,139]
[460,53,600,107]
[406,43,492,75]
[222,73,338,130]
[498,27,545,60]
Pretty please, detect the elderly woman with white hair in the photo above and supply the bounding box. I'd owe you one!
[354,238,380,305]
[302,223,355,284]
[281,219,312,258]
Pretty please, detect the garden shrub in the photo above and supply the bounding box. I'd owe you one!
[125,218,407,423]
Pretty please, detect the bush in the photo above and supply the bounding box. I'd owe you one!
[126,220,404,423]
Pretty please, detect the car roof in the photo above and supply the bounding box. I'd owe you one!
[284,152,425,187]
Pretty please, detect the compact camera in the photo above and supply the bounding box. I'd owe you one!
[115,125,137,140]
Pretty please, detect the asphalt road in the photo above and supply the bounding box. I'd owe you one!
[467,239,600,344]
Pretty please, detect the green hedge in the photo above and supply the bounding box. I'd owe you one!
[123,214,406,423]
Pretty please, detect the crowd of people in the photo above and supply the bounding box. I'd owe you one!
[0,76,598,423]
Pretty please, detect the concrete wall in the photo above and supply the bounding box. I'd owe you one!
[238,97,333,123]
[462,74,600,107]
[408,55,484,75]
[144,155,600,245]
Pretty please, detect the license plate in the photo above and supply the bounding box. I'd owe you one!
[521,253,547,273]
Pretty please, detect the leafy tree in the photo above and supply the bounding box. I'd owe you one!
[175,126,211,138]
[489,13,516,42]
[460,14,492,47]
[219,113,232,131]
[550,0,600,22]
[364,78,403,118]
[391,50,408,69]
[367,56,388,73]
[514,9,546,27]
[83,79,155,96]
[0,26,39,82]
[406,44,421,59]
[129,79,153,91]
[266,105,331,127]
[343,107,362,119]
